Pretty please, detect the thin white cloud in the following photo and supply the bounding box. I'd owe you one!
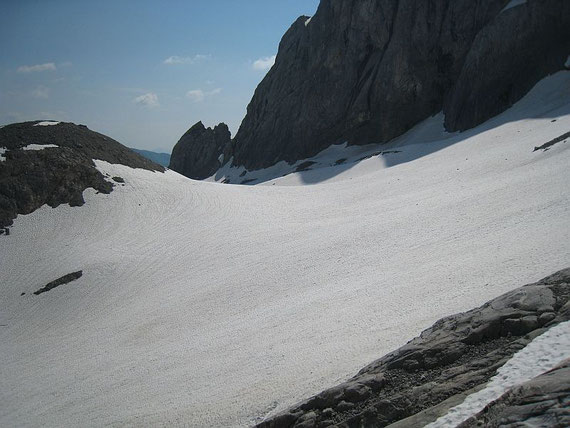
[134,92,159,108]
[18,63,57,73]
[186,89,205,102]
[163,54,211,65]
[186,88,222,103]
[253,55,276,71]
[32,86,50,99]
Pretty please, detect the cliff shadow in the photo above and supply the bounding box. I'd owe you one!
[292,71,570,184]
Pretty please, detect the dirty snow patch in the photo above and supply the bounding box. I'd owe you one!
[33,121,61,126]
[501,0,526,13]
[22,144,59,151]
[427,320,570,427]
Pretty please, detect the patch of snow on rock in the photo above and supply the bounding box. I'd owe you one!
[427,320,570,427]
[305,17,312,26]
[0,147,6,162]
[21,144,59,151]
[501,0,527,13]
[565,55,570,69]
[33,121,61,126]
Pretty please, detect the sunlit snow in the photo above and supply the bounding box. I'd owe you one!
[21,144,59,151]
[0,148,6,162]
[33,121,61,126]
[1,72,569,427]
[428,320,570,427]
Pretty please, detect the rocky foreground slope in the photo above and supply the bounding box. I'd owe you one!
[170,0,570,179]
[258,268,570,428]
[0,121,163,228]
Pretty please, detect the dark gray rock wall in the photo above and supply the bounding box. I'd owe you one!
[256,268,570,428]
[0,121,164,228]
[169,121,232,180]
[445,0,570,131]
[180,0,569,173]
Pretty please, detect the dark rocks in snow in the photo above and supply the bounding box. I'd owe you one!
[458,359,570,428]
[169,121,232,180]
[112,176,125,183]
[533,131,570,152]
[180,0,570,175]
[0,121,164,228]
[256,268,570,428]
[33,270,83,295]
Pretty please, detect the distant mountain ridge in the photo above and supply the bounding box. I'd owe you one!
[170,0,570,179]
[130,148,171,168]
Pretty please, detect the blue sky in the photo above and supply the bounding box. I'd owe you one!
[0,0,319,152]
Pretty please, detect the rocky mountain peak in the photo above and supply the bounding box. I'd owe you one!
[170,0,570,177]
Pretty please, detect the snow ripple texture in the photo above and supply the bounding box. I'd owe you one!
[1,72,569,427]
[427,320,570,427]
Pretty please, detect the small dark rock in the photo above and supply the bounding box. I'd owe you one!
[112,176,125,183]
[336,401,355,412]
[34,271,83,295]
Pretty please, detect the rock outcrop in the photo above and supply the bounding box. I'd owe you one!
[0,121,164,228]
[174,0,570,176]
[169,121,232,180]
[459,359,570,427]
[256,268,570,428]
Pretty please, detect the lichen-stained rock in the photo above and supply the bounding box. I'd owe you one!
[0,121,164,228]
[256,268,570,428]
[169,121,232,180]
[223,0,570,171]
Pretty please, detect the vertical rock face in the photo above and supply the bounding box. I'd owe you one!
[444,0,570,131]
[169,122,232,180]
[173,0,570,176]
[232,0,570,171]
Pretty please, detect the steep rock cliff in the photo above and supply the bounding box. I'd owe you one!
[173,0,570,175]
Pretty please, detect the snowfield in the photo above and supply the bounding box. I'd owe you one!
[1,72,569,427]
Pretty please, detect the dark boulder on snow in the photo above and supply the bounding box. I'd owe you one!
[182,0,570,175]
[169,121,232,180]
[256,268,570,428]
[0,121,164,228]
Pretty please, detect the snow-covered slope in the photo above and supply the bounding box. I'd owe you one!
[1,72,569,427]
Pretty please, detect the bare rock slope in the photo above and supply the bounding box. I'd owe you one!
[257,268,570,428]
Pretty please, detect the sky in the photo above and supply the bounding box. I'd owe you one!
[0,0,320,153]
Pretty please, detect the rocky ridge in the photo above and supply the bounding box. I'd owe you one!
[256,268,570,428]
[171,0,570,178]
[0,121,164,228]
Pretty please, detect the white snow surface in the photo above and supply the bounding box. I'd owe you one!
[33,121,61,126]
[501,0,527,13]
[21,144,59,151]
[1,72,570,427]
[427,321,570,427]
[0,147,6,162]
[305,17,312,26]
